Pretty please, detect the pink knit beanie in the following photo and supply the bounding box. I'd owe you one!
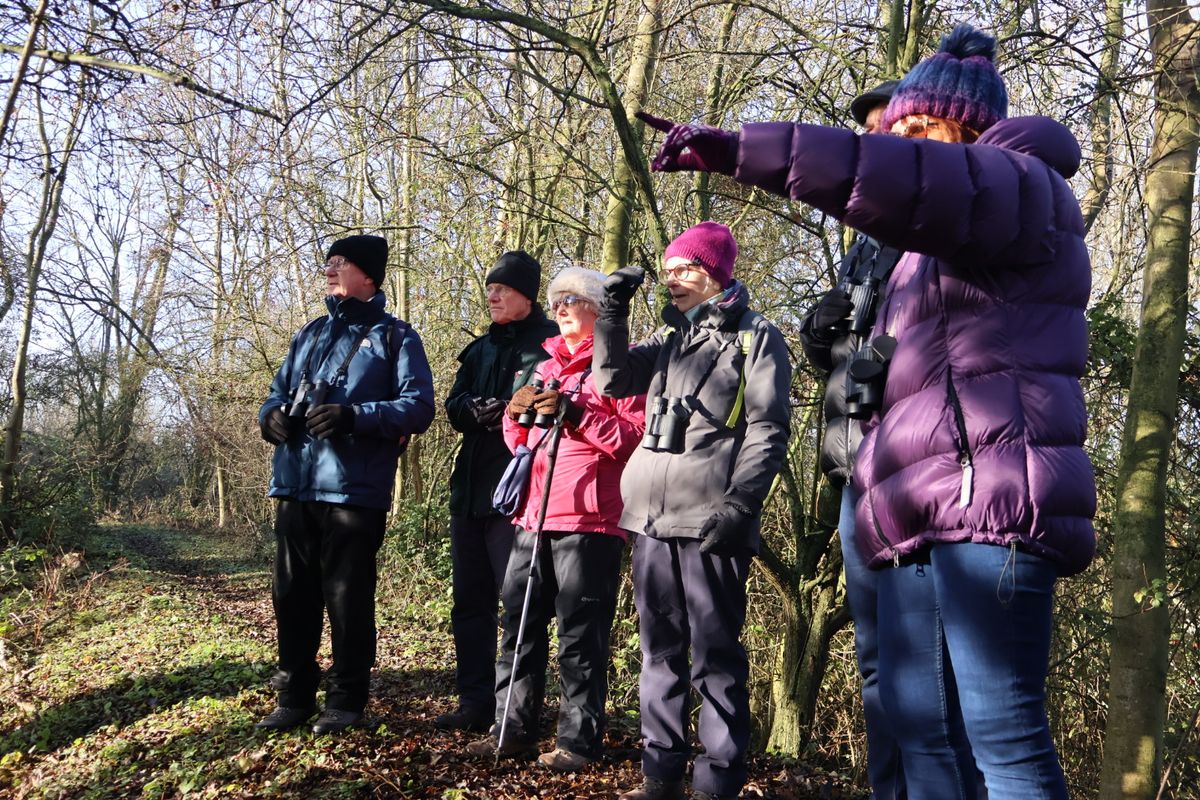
[662,222,738,288]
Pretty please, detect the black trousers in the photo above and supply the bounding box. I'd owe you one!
[272,499,385,713]
[494,530,624,757]
[450,514,516,716]
[633,534,752,797]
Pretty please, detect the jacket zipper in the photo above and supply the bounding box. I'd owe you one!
[945,371,974,509]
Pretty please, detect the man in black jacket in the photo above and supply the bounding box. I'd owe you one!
[436,250,558,732]
[797,81,905,800]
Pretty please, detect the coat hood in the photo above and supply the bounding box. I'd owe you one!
[977,116,1081,179]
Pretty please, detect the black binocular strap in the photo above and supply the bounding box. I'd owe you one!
[655,328,738,408]
[292,316,374,392]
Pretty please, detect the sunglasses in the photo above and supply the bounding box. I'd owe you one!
[551,294,591,312]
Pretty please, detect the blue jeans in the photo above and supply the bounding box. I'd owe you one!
[839,487,905,800]
[878,543,1067,800]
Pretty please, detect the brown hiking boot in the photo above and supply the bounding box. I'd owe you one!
[464,734,537,760]
[536,747,593,772]
[618,776,686,800]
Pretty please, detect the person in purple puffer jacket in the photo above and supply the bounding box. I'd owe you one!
[639,23,1095,800]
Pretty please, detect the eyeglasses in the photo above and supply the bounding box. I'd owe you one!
[324,256,353,273]
[662,262,705,281]
[890,114,978,143]
[485,284,514,298]
[551,294,591,312]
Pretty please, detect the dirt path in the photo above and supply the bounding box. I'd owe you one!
[0,525,854,799]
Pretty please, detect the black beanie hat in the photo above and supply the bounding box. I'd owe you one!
[850,79,900,126]
[485,250,542,302]
[326,235,388,288]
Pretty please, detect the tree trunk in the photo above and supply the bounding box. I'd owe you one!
[0,72,87,539]
[599,0,660,274]
[767,540,843,753]
[1099,4,1199,798]
[1079,0,1123,234]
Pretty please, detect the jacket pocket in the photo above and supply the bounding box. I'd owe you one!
[945,371,975,509]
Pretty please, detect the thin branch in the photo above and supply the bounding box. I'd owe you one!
[0,43,281,121]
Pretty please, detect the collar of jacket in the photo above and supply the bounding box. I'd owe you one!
[661,280,750,332]
[545,333,594,372]
[325,291,387,324]
[488,304,551,342]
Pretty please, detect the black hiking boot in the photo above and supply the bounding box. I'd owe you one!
[255,705,315,730]
[434,706,492,733]
[311,708,363,735]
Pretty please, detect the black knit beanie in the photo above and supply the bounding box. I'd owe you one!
[485,250,542,302]
[326,235,388,288]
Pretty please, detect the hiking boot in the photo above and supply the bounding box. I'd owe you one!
[434,706,492,733]
[618,776,686,800]
[465,734,537,760]
[255,705,316,730]
[691,792,736,800]
[311,708,363,735]
[536,747,593,772]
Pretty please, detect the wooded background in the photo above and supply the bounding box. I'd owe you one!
[0,1,1197,797]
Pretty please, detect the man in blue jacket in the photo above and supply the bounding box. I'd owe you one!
[257,234,435,734]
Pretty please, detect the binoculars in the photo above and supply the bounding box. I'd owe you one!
[642,395,691,453]
[845,275,882,336]
[516,378,562,429]
[284,378,329,420]
[846,335,897,420]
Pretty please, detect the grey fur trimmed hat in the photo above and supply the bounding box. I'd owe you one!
[547,266,605,309]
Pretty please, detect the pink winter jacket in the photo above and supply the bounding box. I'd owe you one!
[502,334,646,540]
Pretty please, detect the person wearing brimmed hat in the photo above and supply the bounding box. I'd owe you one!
[798,78,906,800]
[437,250,559,734]
[464,266,645,770]
[257,234,435,734]
[639,22,1093,800]
[595,223,792,800]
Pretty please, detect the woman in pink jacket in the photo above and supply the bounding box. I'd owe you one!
[466,266,646,771]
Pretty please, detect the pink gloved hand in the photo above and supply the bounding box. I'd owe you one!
[637,111,739,175]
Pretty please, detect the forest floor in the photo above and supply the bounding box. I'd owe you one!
[0,524,860,799]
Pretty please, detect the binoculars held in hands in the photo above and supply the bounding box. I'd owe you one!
[516,378,562,429]
[285,378,329,420]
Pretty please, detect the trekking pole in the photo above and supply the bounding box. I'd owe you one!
[495,401,567,764]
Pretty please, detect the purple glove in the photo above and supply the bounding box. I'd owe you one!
[637,111,738,175]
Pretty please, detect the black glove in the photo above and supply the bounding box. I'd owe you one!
[306,404,355,439]
[810,288,853,331]
[532,388,584,428]
[698,501,754,555]
[601,266,646,320]
[469,397,506,429]
[261,407,291,445]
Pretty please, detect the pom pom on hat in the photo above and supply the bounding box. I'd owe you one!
[881,23,1008,136]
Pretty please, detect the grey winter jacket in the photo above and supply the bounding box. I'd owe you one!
[593,282,792,552]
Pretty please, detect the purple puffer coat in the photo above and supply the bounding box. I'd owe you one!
[734,116,1096,576]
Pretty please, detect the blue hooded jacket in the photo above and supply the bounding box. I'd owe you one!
[260,292,435,509]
